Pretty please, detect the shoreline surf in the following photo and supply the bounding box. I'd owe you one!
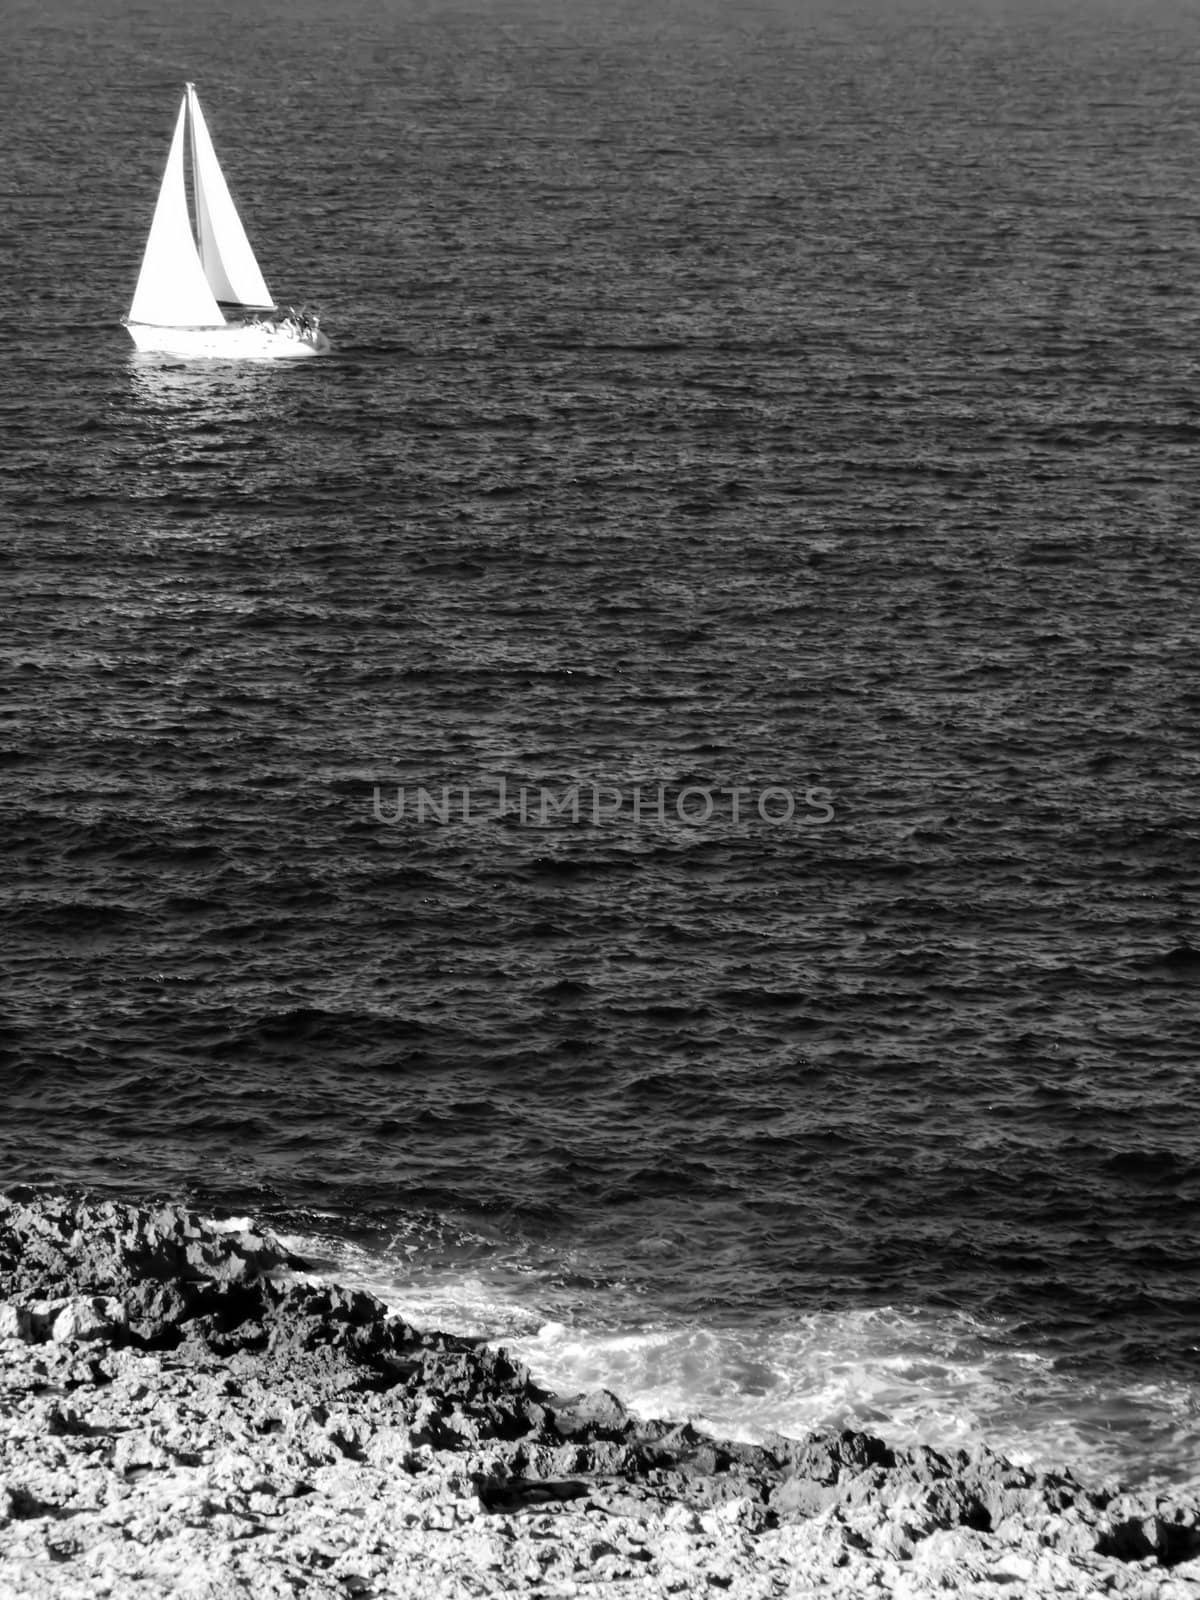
[3,1191,1200,1598]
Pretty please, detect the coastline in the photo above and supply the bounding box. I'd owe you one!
[1,1194,1198,1599]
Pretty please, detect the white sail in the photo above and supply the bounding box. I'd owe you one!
[128,96,224,328]
[124,84,329,359]
[188,85,275,311]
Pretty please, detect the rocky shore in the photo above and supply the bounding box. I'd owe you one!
[1,1193,1198,1599]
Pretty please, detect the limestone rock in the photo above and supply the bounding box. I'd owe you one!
[1,1192,1198,1600]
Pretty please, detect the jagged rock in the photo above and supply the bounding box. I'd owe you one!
[1098,1502,1200,1569]
[549,1386,632,1441]
[49,1295,127,1344]
[1,1192,1198,1600]
[0,1304,33,1341]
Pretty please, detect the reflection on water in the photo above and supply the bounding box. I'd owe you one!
[112,353,339,531]
[127,354,294,414]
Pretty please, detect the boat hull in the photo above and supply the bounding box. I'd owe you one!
[124,319,330,361]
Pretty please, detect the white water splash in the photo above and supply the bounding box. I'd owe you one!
[298,1230,1200,1494]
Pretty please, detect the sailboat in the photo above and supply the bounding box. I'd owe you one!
[124,83,329,360]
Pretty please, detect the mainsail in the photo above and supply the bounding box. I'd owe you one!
[187,86,274,311]
[127,86,275,327]
[128,97,224,328]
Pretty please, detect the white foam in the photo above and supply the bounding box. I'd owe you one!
[500,1308,1200,1489]
[289,1230,1200,1492]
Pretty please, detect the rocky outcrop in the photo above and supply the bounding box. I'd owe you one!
[0,1191,1198,1598]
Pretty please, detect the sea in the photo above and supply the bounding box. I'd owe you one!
[4,0,1200,1495]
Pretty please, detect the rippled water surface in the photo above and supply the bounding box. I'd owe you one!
[4,0,1200,1487]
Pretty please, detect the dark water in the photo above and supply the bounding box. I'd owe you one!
[4,0,1200,1487]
